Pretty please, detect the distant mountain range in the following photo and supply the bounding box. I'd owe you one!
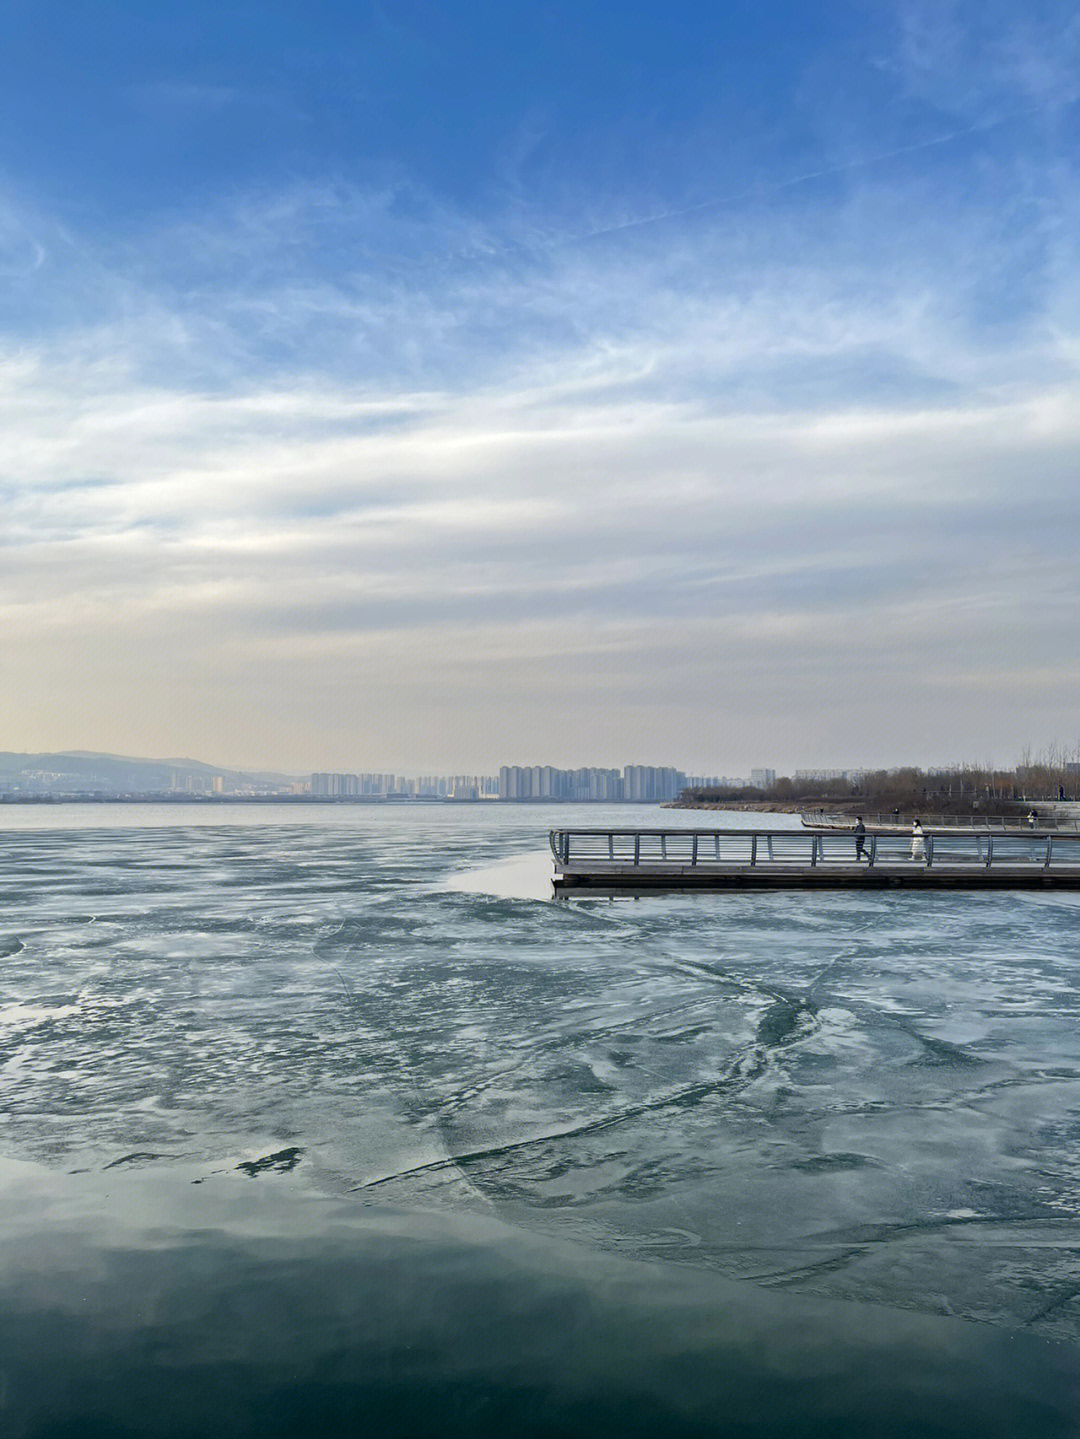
[0,751,298,795]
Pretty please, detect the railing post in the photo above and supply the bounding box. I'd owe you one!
[1045,836,1053,870]
[660,833,667,859]
[608,832,614,861]
[869,835,877,867]
[811,836,818,867]
[563,833,570,864]
[986,837,993,869]
[691,834,698,866]
[634,833,641,865]
[751,835,757,866]
[926,835,934,868]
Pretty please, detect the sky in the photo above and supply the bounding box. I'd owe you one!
[2,0,1079,774]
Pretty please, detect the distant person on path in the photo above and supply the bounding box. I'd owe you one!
[1028,809,1038,828]
[854,817,869,862]
[910,818,926,862]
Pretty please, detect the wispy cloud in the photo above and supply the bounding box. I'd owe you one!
[2,2,1079,769]
[891,0,1080,114]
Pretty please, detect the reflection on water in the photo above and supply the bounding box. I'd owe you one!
[3,1157,1080,1438]
[3,804,1080,1433]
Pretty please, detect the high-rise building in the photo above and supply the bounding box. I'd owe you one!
[489,762,692,801]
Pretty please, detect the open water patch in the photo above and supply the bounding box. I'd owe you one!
[1,1158,1079,1439]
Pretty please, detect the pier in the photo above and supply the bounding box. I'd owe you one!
[549,826,1080,890]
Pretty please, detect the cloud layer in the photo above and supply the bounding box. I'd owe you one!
[2,3,1079,770]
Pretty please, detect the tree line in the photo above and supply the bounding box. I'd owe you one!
[682,750,1079,813]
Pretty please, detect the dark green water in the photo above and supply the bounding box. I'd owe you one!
[4,1159,1079,1438]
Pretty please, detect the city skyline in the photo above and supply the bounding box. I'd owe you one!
[6,745,1056,802]
[3,3,1078,766]
[0,748,747,798]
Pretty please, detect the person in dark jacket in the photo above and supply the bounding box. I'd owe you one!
[854,817,869,862]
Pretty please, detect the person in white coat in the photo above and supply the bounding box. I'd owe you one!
[910,818,926,862]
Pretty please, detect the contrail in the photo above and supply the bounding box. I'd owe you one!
[569,105,1046,244]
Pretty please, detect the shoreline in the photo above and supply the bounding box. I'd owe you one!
[668,798,1080,816]
[664,799,806,813]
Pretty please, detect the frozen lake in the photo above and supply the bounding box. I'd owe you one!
[3,802,1080,1434]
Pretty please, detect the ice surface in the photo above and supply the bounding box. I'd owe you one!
[3,802,1080,1339]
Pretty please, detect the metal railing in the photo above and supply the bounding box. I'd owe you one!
[801,809,1080,832]
[550,827,1080,872]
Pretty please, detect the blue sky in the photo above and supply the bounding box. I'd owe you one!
[2,1,1079,771]
[1,3,842,214]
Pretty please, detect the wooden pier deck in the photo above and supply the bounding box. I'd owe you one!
[549,827,1080,891]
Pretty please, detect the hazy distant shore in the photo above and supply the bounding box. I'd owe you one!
[0,794,673,806]
[0,794,493,805]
